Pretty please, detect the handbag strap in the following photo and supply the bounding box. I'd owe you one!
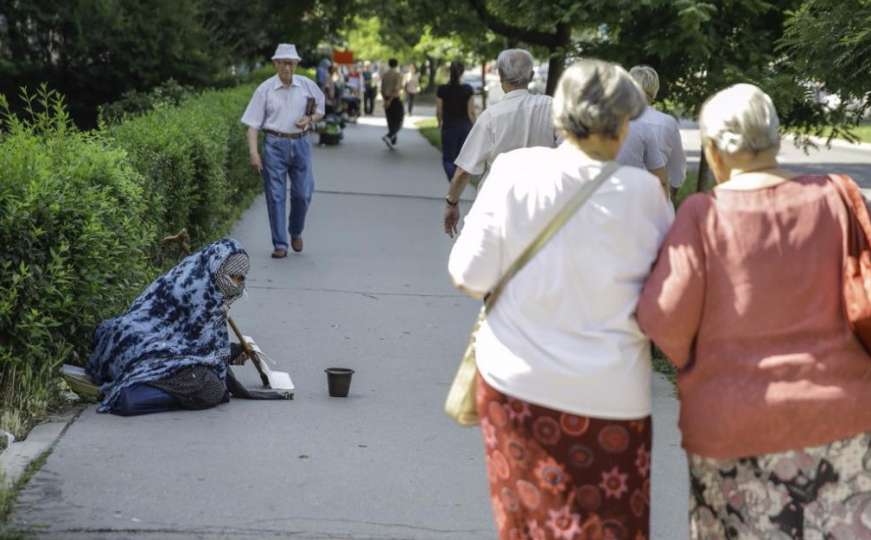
[485,161,620,312]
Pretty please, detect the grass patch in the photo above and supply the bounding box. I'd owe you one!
[790,122,871,145]
[415,118,441,150]
[0,447,52,533]
[674,170,700,207]
[652,346,677,385]
[852,124,871,143]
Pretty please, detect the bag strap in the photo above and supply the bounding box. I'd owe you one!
[485,161,620,312]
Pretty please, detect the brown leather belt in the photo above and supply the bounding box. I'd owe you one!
[264,129,306,139]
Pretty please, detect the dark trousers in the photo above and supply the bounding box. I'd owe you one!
[441,122,472,181]
[364,86,376,114]
[385,98,404,139]
[406,93,416,114]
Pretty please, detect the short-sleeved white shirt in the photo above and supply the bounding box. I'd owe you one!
[448,142,674,418]
[240,74,325,135]
[454,90,557,177]
[617,106,687,187]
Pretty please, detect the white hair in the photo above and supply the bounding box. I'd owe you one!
[496,49,534,88]
[553,59,646,140]
[629,65,659,102]
[699,83,780,155]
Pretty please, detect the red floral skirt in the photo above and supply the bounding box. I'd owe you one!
[475,373,651,540]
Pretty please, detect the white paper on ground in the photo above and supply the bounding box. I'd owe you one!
[242,335,295,391]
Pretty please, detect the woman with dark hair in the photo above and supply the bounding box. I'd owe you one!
[436,61,476,181]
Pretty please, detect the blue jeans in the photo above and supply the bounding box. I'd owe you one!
[441,122,472,181]
[261,134,315,250]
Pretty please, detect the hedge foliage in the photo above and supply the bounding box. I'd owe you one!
[0,81,260,437]
[107,85,258,261]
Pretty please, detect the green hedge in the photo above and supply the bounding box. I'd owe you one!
[0,81,260,437]
[0,91,153,435]
[107,85,258,261]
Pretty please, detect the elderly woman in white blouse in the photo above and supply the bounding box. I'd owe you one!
[448,59,674,540]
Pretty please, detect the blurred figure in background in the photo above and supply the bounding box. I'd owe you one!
[380,58,404,149]
[362,61,377,115]
[403,64,421,115]
[616,65,685,199]
[443,49,557,237]
[436,60,476,182]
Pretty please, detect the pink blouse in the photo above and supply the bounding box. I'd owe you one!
[637,175,871,459]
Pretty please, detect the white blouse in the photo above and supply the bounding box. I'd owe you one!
[448,142,674,418]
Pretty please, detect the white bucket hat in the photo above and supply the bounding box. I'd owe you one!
[272,44,301,61]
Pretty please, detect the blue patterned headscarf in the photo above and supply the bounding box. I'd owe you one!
[86,238,249,412]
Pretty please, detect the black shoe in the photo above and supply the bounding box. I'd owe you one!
[382,135,394,149]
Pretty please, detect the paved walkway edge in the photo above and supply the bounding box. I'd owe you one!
[1,408,83,488]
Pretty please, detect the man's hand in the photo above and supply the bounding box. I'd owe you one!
[250,152,263,173]
[444,203,460,238]
[295,116,311,129]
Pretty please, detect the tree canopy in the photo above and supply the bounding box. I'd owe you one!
[1,0,868,140]
[0,0,353,127]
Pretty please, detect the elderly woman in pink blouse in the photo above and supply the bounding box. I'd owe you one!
[637,83,871,538]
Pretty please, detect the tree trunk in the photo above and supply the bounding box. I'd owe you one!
[481,61,488,110]
[421,59,432,92]
[544,23,571,96]
[545,54,563,96]
[427,56,437,93]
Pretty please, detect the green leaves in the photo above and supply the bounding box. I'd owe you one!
[0,82,259,437]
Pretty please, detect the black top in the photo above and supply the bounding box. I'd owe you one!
[437,83,474,128]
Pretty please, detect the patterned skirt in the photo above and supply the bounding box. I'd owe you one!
[689,431,871,539]
[475,373,651,540]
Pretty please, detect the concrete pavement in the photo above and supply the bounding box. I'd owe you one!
[7,110,687,539]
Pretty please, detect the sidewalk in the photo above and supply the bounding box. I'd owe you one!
[6,112,687,539]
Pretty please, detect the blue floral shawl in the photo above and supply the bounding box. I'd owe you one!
[86,239,246,412]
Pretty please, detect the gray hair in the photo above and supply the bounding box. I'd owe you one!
[629,65,659,102]
[497,49,534,88]
[699,83,780,155]
[553,59,646,140]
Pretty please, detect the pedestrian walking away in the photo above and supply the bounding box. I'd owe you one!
[637,83,871,538]
[443,48,558,237]
[380,58,404,149]
[448,59,673,540]
[436,60,476,182]
[403,64,421,115]
[241,43,325,258]
[616,65,686,200]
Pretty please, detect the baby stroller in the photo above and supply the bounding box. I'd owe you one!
[318,112,344,146]
[341,94,361,123]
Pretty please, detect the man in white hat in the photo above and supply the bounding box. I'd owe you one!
[241,43,325,258]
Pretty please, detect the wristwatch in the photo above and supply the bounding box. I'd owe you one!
[445,196,459,206]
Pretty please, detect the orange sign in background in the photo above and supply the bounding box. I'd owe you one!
[332,50,354,64]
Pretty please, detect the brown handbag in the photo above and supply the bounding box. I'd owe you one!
[830,174,871,353]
